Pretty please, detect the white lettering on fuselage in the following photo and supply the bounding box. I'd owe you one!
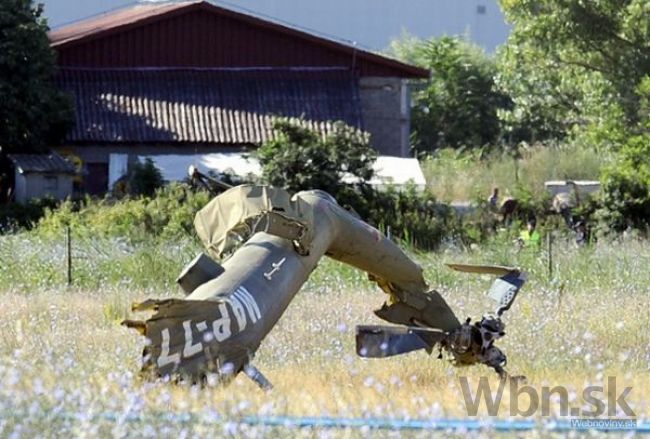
[156,286,261,368]
[157,328,181,368]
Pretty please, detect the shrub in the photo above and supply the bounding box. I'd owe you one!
[0,197,59,233]
[127,158,165,197]
[598,133,650,233]
[258,119,376,201]
[37,183,211,242]
[258,119,461,249]
[360,185,456,250]
[596,77,650,234]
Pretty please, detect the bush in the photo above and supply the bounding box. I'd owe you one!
[37,183,211,242]
[258,119,376,201]
[127,158,165,197]
[598,133,650,233]
[258,119,461,249]
[596,77,650,234]
[0,197,59,233]
[354,185,455,250]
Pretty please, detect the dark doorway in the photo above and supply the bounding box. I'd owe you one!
[84,162,109,195]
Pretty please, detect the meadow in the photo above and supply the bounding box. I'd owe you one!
[0,229,648,436]
[421,144,606,203]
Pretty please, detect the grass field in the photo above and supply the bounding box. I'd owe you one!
[0,231,648,436]
[421,144,606,203]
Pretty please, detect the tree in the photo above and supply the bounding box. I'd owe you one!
[0,0,73,155]
[258,119,376,201]
[497,0,650,147]
[598,77,650,233]
[128,158,165,197]
[599,134,650,233]
[496,0,650,232]
[390,35,511,154]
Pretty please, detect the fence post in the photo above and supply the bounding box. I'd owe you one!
[547,231,553,280]
[66,225,72,287]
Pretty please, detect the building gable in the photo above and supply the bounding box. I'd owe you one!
[50,1,428,78]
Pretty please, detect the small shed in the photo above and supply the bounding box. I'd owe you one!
[8,152,77,203]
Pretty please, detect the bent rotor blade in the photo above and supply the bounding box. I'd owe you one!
[446,263,526,315]
[489,271,527,314]
[374,290,461,332]
[356,325,446,358]
[446,263,520,277]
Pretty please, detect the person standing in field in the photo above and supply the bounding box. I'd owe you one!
[518,217,541,249]
[574,220,592,247]
[488,187,499,210]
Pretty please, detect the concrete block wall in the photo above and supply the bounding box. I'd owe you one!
[359,77,410,157]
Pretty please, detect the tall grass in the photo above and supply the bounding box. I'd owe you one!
[422,143,609,202]
[0,232,201,293]
[3,227,648,297]
[0,228,648,435]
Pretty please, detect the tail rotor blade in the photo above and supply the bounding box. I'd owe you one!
[355,325,445,358]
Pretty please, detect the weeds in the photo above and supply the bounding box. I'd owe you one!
[422,144,608,203]
[0,224,648,436]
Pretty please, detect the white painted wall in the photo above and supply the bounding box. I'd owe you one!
[138,153,426,188]
[44,0,510,52]
[14,172,74,202]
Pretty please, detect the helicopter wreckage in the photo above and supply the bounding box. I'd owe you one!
[123,176,526,390]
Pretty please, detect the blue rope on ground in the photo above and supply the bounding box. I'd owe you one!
[3,410,648,433]
[240,416,649,433]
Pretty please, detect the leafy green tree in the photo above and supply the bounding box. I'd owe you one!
[497,0,650,147]
[258,119,376,200]
[0,0,73,154]
[390,36,510,154]
[598,77,650,232]
[599,133,650,233]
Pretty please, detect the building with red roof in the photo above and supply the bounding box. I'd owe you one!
[50,1,428,194]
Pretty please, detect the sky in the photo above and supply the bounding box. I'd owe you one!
[41,0,511,52]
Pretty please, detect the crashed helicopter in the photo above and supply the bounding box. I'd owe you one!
[123,169,526,389]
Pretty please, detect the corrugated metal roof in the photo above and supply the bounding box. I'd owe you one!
[55,67,364,144]
[49,1,429,79]
[8,152,77,174]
